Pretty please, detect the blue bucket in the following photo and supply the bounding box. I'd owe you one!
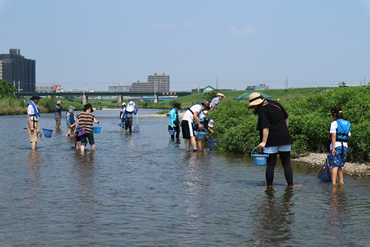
[93,124,101,133]
[208,138,219,151]
[169,128,176,135]
[196,129,207,140]
[119,122,124,127]
[42,128,53,138]
[251,147,269,166]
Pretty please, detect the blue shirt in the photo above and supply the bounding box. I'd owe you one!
[168,108,179,127]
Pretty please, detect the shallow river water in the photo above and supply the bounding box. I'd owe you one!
[1,109,370,246]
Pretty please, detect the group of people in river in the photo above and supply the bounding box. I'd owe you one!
[26,91,350,186]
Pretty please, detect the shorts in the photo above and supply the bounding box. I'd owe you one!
[27,121,41,143]
[328,146,348,168]
[75,134,81,142]
[80,132,95,145]
[66,126,74,136]
[55,117,61,126]
[181,120,195,139]
[263,144,291,154]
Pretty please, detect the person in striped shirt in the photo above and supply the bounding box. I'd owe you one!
[75,103,99,152]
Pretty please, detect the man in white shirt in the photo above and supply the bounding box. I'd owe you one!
[181,101,210,151]
[27,95,41,150]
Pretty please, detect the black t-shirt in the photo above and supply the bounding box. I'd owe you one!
[256,101,293,147]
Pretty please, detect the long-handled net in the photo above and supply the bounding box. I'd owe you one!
[317,158,332,182]
[133,114,140,133]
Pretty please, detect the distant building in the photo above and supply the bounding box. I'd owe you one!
[199,85,215,94]
[246,84,269,90]
[0,49,36,92]
[130,72,170,92]
[109,83,131,92]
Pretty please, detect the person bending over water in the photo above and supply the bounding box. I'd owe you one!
[181,101,210,152]
[168,103,181,139]
[247,93,293,187]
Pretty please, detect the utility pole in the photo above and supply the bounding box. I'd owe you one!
[18,81,20,93]
[154,79,158,103]
[364,77,366,86]
[216,77,218,89]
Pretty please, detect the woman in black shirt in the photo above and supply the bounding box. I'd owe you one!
[247,93,293,186]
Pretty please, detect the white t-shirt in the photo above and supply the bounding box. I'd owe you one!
[329,120,351,150]
[182,104,202,122]
[27,104,39,121]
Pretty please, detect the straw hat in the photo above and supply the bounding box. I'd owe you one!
[247,92,264,109]
[122,102,126,106]
[216,93,225,98]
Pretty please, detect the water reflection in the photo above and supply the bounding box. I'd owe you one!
[252,187,295,245]
[325,184,346,246]
[72,151,97,238]
[26,150,42,208]
[27,150,41,182]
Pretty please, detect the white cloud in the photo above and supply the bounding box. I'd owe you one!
[183,21,196,26]
[229,24,256,37]
[151,24,176,30]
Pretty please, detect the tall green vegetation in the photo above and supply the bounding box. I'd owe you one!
[207,85,370,162]
[0,80,17,97]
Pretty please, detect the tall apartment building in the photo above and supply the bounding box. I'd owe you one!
[130,72,170,92]
[0,49,36,92]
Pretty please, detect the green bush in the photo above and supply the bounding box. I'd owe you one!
[209,85,370,162]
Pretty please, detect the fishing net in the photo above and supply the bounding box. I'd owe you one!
[317,159,332,182]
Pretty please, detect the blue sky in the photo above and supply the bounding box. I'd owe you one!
[1,0,370,91]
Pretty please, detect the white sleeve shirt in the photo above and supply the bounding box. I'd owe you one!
[329,121,351,150]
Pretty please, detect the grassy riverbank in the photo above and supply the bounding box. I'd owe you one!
[206,85,370,163]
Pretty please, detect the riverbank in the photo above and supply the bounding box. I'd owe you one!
[293,153,370,177]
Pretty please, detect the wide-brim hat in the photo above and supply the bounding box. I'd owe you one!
[216,93,225,98]
[30,94,40,100]
[68,105,75,110]
[247,92,264,109]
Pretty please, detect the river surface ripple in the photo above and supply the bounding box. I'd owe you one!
[0,109,369,246]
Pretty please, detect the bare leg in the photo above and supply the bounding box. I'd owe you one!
[80,144,85,152]
[31,142,37,150]
[198,139,204,151]
[91,144,95,151]
[76,142,80,150]
[190,137,197,151]
[338,167,344,183]
[331,167,338,185]
[185,139,190,151]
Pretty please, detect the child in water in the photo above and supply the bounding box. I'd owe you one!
[329,105,351,185]
[193,111,215,151]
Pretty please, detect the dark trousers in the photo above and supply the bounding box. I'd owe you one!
[265,152,293,186]
[125,117,133,132]
[168,125,180,138]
